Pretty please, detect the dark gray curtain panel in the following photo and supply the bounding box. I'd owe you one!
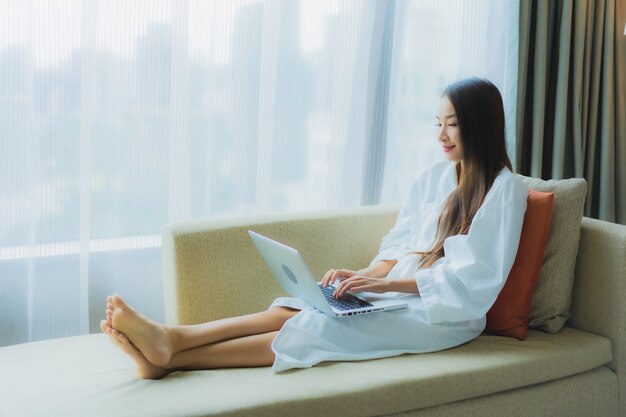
[516,0,626,224]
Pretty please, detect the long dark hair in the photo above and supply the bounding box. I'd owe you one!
[418,78,513,270]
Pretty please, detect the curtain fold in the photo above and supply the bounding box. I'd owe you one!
[516,0,626,224]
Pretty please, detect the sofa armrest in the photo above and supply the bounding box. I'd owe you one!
[569,217,626,366]
[569,216,626,411]
[162,205,400,325]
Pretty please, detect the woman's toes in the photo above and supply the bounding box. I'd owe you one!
[113,331,168,380]
[112,329,125,342]
[111,294,129,310]
[115,331,131,347]
[100,319,108,333]
[109,295,171,367]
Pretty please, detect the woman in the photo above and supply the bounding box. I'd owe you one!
[101,78,527,379]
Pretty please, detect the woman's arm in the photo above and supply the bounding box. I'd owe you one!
[386,278,419,293]
[331,255,413,296]
[333,275,420,297]
[322,260,398,289]
[358,260,398,278]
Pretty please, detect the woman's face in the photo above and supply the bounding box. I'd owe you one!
[436,96,464,162]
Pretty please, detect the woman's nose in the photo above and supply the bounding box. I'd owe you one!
[438,126,447,142]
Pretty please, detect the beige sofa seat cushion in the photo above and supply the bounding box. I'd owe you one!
[0,327,611,417]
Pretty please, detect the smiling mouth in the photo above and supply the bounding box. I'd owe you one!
[443,145,456,152]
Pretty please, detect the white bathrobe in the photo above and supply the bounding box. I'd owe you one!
[269,161,528,373]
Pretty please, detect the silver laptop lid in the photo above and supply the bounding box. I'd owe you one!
[248,230,335,316]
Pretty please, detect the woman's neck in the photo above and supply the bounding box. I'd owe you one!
[456,161,464,184]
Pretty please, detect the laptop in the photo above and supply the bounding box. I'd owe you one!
[248,230,408,317]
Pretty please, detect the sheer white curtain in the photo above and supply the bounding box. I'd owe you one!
[381,0,520,201]
[0,0,518,346]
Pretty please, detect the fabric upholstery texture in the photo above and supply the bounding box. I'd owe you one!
[568,217,626,415]
[517,175,587,333]
[0,328,611,417]
[390,367,616,417]
[486,189,555,339]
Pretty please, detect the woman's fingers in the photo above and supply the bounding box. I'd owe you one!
[324,269,338,287]
[322,268,356,287]
[322,270,332,287]
[333,269,344,284]
[333,279,346,297]
[331,270,344,285]
[322,269,336,287]
[334,276,387,297]
[334,276,362,297]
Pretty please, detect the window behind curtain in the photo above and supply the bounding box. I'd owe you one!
[0,0,518,346]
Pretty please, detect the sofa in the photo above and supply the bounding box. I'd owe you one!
[0,204,624,417]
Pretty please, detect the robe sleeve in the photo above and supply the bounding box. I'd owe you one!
[368,180,421,267]
[414,177,527,324]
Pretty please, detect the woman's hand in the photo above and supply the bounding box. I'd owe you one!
[322,261,394,289]
[321,269,360,288]
[333,275,390,298]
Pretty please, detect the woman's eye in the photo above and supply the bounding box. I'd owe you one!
[435,123,442,127]
[448,123,457,127]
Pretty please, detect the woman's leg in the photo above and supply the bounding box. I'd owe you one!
[104,326,278,380]
[103,294,299,366]
[167,331,278,372]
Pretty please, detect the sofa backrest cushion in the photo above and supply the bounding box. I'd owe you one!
[516,175,587,333]
[486,189,554,339]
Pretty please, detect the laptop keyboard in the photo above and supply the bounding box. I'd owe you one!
[319,285,373,311]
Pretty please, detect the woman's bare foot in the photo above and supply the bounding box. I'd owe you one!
[107,294,173,367]
[100,320,169,380]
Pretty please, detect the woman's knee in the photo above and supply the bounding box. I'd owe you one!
[268,306,300,322]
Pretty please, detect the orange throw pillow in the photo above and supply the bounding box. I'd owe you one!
[486,189,555,340]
